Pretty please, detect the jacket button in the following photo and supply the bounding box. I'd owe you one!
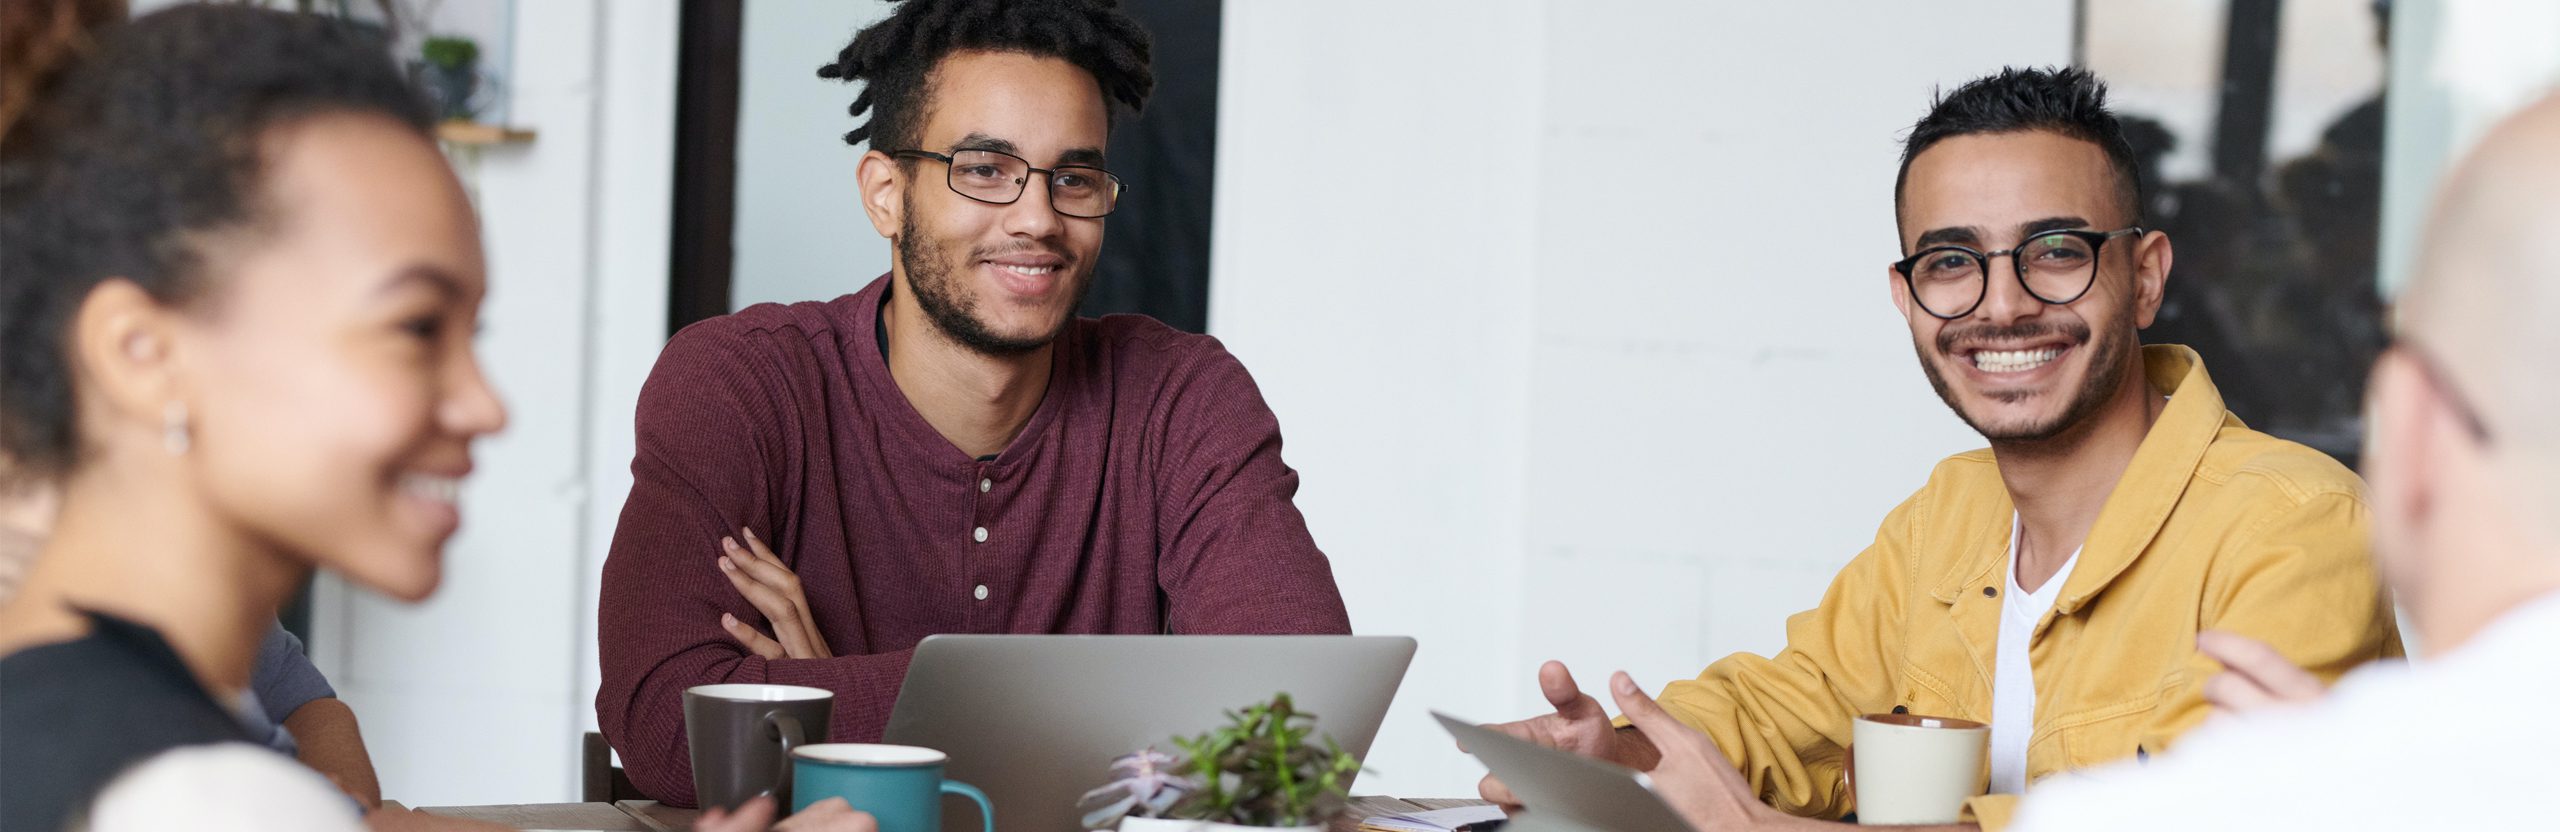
[1892,705,1909,714]
[1983,586,1998,598]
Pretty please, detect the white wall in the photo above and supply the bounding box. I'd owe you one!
[731,0,897,311]
[1213,0,2072,797]
[308,0,679,806]
[1211,0,1544,799]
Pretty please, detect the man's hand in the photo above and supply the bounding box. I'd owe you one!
[2197,630,2326,714]
[1475,661,1662,809]
[717,527,833,660]
[1611,671,1818,831]
[695,796,879,832]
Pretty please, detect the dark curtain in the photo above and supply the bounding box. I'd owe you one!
[1081,0,1221,333]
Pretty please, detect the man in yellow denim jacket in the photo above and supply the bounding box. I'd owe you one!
[1478,67,2401,831]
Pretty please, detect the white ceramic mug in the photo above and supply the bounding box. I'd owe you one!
[1847,712,1989,825]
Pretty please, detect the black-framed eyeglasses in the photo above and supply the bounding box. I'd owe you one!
[1892,227,2145,319]
[890,148,1124,219]
[2388,337,2494,444]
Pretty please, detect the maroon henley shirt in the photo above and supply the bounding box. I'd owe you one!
[594,275,1351,805]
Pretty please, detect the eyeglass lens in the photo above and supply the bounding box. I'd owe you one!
[941,149,1118,217]
[1907,232,2100,317]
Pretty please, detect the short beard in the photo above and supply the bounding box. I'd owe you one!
[896,198,1084,357]
[1916,315,2136,445]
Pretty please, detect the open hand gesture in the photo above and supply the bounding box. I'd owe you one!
[1475,661,1660,809]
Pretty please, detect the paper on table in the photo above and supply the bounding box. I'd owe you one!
[1358,804,1510,832]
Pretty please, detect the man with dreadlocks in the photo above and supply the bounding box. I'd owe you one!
[595,0,1351,806]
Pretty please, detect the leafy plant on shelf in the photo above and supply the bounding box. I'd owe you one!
[1079,693,1364,829]
[421,35,478,70]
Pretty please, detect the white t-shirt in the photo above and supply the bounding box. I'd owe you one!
[2009,591,2560,831]
[1991,515,2079,795]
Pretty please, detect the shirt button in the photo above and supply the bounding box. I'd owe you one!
[973,526,989,543]
[979,478,991,493]
[1983,586,1998,598]
[973,584,989,601]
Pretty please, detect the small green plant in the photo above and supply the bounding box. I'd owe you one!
[1079,694,1364,829]
[421,35,478,69]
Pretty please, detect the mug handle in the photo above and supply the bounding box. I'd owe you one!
[940,780,994,832]
[760,711,807,799]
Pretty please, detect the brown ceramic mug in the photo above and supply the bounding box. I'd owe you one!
[684,683,835,811]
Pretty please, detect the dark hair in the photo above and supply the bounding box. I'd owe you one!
[816,0,1154,150]
[1894,66,2145,234]
[0,0,128,141]
[0,5,436,480]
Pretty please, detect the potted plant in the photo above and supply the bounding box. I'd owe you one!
[1080,694,1364,831]
[418,34,480,121]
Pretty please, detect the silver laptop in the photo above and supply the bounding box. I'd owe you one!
[883,634,1417,832]
[1434,712,1698,832]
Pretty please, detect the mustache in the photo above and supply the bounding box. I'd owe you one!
[971,241,1078,268]
[1935,319,2090,355]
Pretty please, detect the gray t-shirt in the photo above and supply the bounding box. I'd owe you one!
[239,622,336,755]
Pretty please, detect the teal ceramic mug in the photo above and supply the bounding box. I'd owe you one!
[791,743,993,832]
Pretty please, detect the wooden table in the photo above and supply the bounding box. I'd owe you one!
[413,800,690,831]
[417,795,1493,832]
[411,800,662,831]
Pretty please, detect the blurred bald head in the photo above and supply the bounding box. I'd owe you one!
[2368,93,2560,651]
[2398,92,2560,546]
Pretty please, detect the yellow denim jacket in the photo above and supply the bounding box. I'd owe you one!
[1651,345,2402,829]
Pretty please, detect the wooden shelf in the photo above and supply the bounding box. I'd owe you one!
[436,120,537,145]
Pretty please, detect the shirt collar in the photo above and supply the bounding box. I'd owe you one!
[1933,344,2229,607]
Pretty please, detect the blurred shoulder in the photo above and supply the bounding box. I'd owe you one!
[86,743,361,832]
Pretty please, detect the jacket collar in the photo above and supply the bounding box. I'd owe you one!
[1929,344,2229,610]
